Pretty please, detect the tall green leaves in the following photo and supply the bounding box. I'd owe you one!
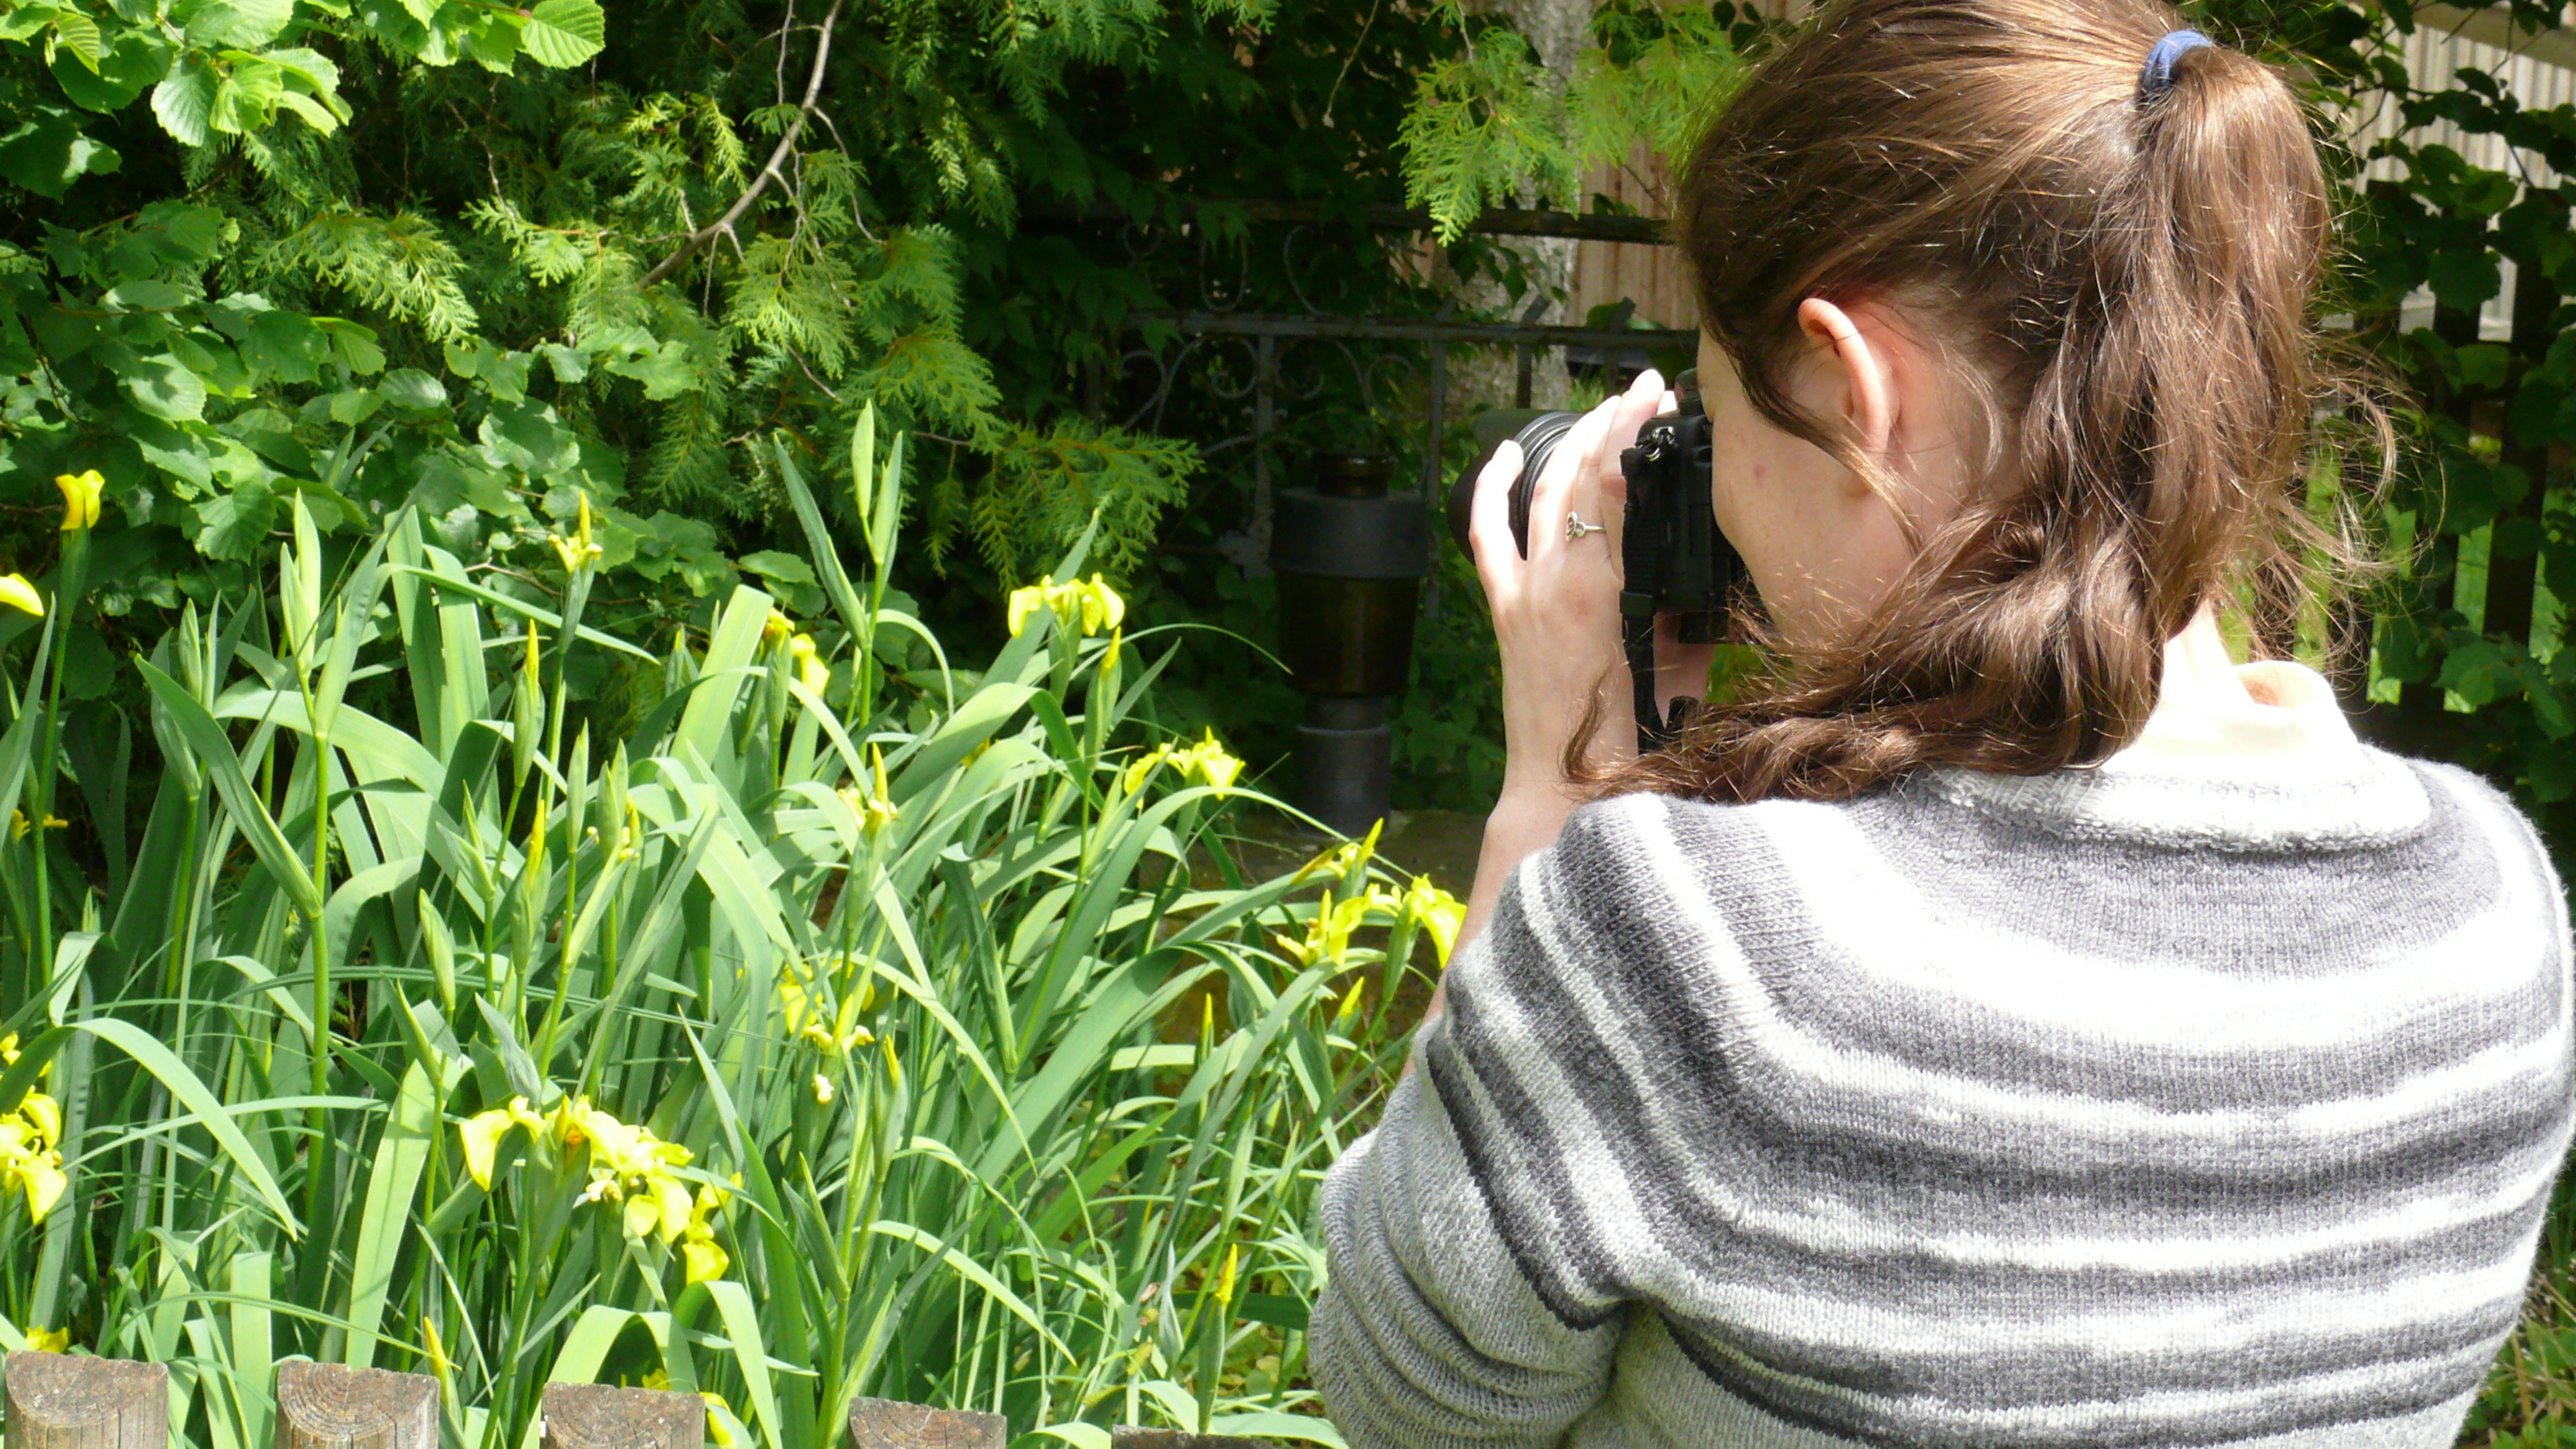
[0,418,1455,1448]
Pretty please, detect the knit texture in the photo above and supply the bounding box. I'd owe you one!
[1310,737,2575,1449]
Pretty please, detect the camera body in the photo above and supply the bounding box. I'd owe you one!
[1445,370,1742,646]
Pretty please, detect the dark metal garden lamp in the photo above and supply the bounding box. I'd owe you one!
[1268,452,1432,839]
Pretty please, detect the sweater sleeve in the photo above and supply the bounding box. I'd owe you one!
[1309,1070,1625,1449]
[1309,814,1636,1449]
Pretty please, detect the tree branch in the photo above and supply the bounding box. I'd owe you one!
[640,0,844,289]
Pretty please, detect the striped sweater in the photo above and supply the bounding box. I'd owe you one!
[1310,666,2575,1449]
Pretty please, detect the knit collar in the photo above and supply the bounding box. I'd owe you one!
[1917,661,2432,851]
[2112,657,2363,776]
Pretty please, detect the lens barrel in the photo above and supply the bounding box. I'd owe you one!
[1446,410,1583,559]
[1445,374,1742,650]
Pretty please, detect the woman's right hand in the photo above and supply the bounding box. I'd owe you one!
[1467,369,1673,798]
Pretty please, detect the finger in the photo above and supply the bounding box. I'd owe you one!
[1527,399,1624,563]
[1596,369,1668,564]
[1467,439,1525,601]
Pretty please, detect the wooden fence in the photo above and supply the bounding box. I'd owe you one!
[1,1351,1263,1448]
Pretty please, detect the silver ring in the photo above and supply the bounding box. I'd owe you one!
[1565,511,1606,541]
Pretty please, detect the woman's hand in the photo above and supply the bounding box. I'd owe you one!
[1467,367,1708,797]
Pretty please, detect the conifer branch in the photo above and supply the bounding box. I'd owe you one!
[640,0,842,289]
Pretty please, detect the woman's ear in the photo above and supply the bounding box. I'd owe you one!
[1796,297,1897,492]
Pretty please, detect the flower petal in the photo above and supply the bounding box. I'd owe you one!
[683,1237,730,1285]
[459,1108,517,1190]
[0,575,44,618]
[21,1154,65,1223]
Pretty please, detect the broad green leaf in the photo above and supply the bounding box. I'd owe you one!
[106,278,190,311]
[379,367,448,413]
[124,351,209,422]
[518,0,604,67]
[194,480,280,561]
[48,8,101,65]
[152,55,221,144]
[50,29,168,112]
[0,108,121,198]
[184,0,295,49]
[229,1252,275,1447]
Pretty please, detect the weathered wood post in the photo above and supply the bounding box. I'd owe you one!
[1110,1429,1274,1449]
[539,1382,705,1449]
[845,1395,1007,1448]
[271,1361,436,1449]
[2,1353,167,1448]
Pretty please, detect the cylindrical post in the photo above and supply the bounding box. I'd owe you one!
[845,1395,1006,1448]
[272,1361,436,1449]
[540,1383,704,1449]
[3,1353,167,1448]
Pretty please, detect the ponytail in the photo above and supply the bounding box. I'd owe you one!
[1568,0,2395,806]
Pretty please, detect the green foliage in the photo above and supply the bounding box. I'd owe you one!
[4,0,1329,718]
[0,419,1456,1445]
[1397,1,1748,240]
[1397,24,1576,244]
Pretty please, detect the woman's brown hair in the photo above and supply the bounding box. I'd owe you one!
[1565,0,2396,805]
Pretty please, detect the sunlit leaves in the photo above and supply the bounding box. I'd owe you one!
[518,0,607,68]
[1397,27,1576,244]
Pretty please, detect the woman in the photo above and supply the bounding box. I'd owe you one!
[1307,2,2576,1446]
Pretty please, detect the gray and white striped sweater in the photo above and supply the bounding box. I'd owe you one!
[1310,722,2574,1448]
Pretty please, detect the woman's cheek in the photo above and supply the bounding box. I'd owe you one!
[1711,458,1785,618]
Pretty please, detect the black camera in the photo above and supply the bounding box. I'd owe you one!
[1444,369,1745,749]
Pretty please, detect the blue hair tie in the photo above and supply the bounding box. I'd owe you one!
[2140,28,2214,99]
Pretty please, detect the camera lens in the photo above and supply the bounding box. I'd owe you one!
[1447,410,1584,559]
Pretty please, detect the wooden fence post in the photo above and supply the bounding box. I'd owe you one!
[271,1360,436,1449]
[1110,1429,1274,1449]
[2,1353,167,1448]
[539,1382,704,1449]
[845,1395,1007,1448]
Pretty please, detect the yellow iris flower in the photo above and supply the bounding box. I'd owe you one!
[547,490,603,573]
[787,633,829,694]
[26,1325,69,1353]
[0,575,42,618]
[779,972,873,1057]
[457,1094,712,1248]
[1269,870,1465,970]
[0,1090,66,1225]
[1121,727,1243,799]
[837,742,898,834]
[55,471,102,532]
[1401,874,1467,965]
[1007,573,1126,638]
[679,1178,736,1285]
[9,811,66,840]
[456,1096,549,1190]
[1292,817,1382,885]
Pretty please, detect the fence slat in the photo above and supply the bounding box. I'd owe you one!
[1110,1430,1273,1449]
[539,1382,704,1449]
[272,1360,436,1449]
[845,1395,1006,1448]
[3,1353,167,1448]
